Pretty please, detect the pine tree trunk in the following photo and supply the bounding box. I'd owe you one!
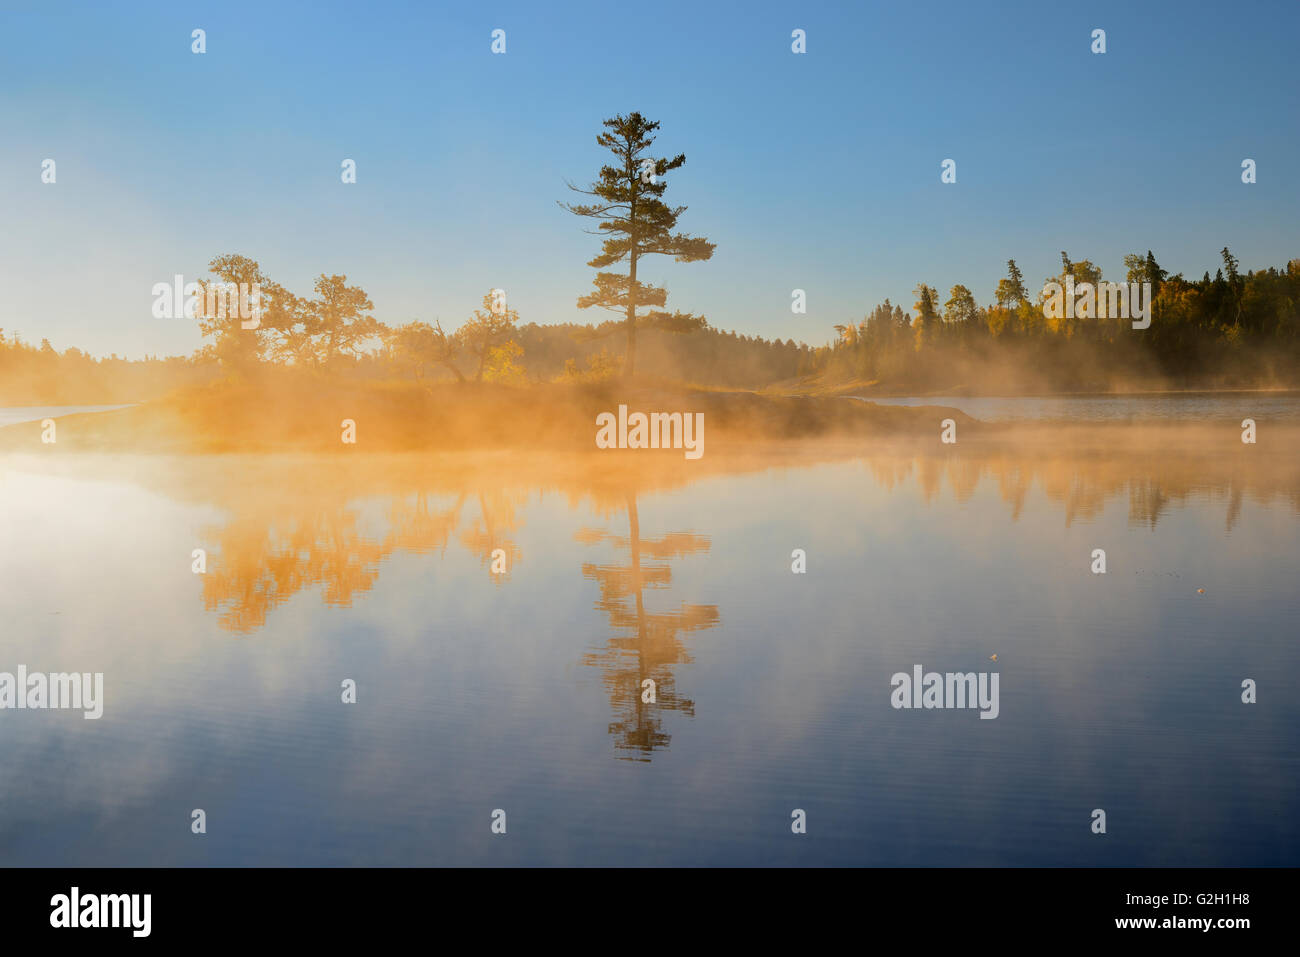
[626,148,639,380]
[626,251,638,378]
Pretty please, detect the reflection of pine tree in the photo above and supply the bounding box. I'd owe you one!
[578,493,718,761]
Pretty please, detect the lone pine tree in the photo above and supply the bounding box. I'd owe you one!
[561,112,715,376]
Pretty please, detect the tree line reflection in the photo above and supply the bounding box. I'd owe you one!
[119,437,1299,758]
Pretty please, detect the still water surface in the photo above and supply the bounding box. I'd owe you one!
[864,391,1300,423]
[0,405,133,428]
[0,400,1296,866]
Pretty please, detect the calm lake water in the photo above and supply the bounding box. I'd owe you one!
[0,404,133,428]
[0,399,1297,866]
[864,391,1300,423]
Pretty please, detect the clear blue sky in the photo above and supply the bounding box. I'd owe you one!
[1,0,1296,359]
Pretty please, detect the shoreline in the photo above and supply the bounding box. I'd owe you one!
[2,380,1297,457]
[6,385,1300,410]
[783,382,1300,400]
